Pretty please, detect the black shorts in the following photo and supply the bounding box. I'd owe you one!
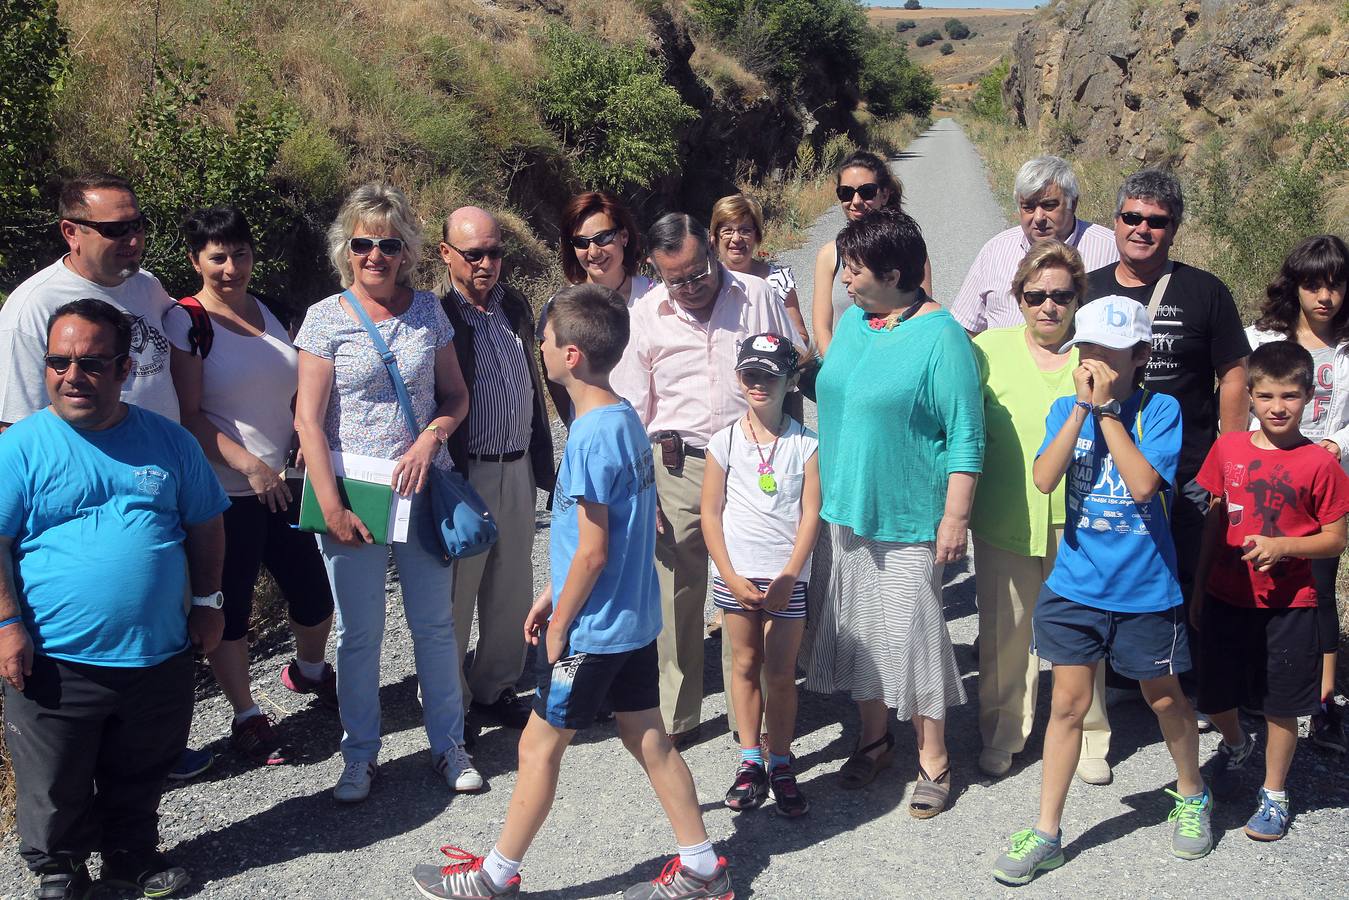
[1198,601,1321,719]
[532,638,659,730]
[1031,588,1192,681]
[1311,556,1341,653]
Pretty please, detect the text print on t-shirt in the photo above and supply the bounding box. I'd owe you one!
[1313,360,1333,425]
[1222,458,1302,537]
[1069,437,1157,536]
[127,314,171,378]
[1146,302,1183,380]
[552,448,655,516]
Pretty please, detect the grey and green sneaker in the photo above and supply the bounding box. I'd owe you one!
[1165,787,1214,860]
[992,828,1064,886]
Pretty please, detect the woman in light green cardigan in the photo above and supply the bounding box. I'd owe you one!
[804,208,983,819]
[970,240,1111,785]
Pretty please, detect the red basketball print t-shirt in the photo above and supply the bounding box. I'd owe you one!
[1196,431,1349,608]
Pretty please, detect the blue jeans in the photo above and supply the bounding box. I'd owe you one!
[317,494,463,763]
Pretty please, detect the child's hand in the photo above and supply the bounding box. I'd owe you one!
[546,624,567,665]
[762,574,795,612]
[1320,439,1341,460]
[1080,358,1119,406]
[1241,535,1286,572]
[727,575,765,610]
[523,588,552,646]
[1072,363,1094,403]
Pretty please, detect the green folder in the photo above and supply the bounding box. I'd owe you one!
[298,473,394,544]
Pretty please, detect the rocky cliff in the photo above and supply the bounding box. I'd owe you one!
[1005,0,1349,165]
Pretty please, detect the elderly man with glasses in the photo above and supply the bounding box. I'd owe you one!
[0,173,180,430]
[952,156,1119,336]
[438,206,555,742]
[626,213,797,744]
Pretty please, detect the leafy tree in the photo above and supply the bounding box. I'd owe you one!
[940,42,954,55]
[536,26,696,190]
[970,59,1009,121]
[690,0,744,34]
[945,18,971,39]
[915,29,942,47]
[858,27,939,118]
[0,0,68,279]
[904,0,922,9]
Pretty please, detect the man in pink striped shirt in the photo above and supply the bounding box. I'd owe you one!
[951,156,1119,335]
[622,213,797,742]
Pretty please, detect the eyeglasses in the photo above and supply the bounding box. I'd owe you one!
[64,216,147,239]
[1118,211,1174,230]
[446,242,505,263]
[717,226,756,239]
[836,183,881,203]
[1021,289,1078,307]
[44,353,128,376]
[349,237,405,256]
[665,258,714,292]
[568,228,620,250]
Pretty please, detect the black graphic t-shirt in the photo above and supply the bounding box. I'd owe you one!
[1085,262,1250,480]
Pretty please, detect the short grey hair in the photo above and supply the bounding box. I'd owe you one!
[1014,156,1080,206]
[1116,169,1184,226]
[326,182,423,288]
[647,213,710,257]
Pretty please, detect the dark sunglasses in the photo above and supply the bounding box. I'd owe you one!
[65,216,147,239]
[1021,289,1078,307]
[1118,211,1174,230]
[348,237,404,256]
[447,242,506,263]
[44,353,128,376]
[836,183,881,203]
[568,227,621,250]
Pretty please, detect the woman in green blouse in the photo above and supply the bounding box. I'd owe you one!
[970,240,1112,785]
[803,208,984,819]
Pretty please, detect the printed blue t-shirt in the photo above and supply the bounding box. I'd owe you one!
[550,400,660,654]
[1039,389,1184,613]
[0,405,231,666]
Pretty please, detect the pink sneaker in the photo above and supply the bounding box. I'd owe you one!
[280,659,338,710]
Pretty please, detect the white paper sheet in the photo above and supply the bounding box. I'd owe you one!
[330,451,412,543]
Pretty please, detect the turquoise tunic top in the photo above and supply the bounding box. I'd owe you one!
[816,305,985,543]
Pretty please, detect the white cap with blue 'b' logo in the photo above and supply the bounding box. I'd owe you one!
[1063,295,1153,350]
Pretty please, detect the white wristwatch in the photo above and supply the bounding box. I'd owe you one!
[191,591,225,609]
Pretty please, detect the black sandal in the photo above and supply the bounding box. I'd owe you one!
[839,731,895,789]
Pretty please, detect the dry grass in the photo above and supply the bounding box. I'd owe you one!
[690,43,766,104]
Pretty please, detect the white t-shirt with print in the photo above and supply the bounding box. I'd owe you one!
[0,258,179,424]
[707,416,818,581]
[164,300,298,495]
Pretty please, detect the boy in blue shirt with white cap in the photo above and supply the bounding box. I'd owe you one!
[993,295,1212,885]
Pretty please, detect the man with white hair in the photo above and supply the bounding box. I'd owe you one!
[952,156,1119,335]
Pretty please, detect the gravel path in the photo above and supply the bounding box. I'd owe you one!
[5,120,1347,900]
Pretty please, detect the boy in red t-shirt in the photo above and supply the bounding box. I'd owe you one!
[1193,340,1349,841]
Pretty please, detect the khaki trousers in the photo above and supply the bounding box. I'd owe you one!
[453,454,536,706]
[975,530,1111,761]
[653,452,712,734]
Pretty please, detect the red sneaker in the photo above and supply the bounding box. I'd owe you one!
[280,658,338,710]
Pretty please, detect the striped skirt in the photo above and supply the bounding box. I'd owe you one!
[803,522,966,720]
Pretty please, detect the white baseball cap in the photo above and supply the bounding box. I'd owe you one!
[1063,295,1152,350]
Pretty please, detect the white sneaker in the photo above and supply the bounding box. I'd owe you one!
[435,745,485,793]
[333,759,376,802]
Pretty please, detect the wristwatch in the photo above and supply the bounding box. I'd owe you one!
[424,423,448,446]
[191,591,225,609]
[1093,399,1123,420]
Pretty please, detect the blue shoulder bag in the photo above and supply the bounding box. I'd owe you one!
[344,290,498,561]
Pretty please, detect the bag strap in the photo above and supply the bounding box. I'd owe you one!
[1132,389,1170,523]
[174,296,214,360]
[1145,262,1174,323]
[342,289,420,440]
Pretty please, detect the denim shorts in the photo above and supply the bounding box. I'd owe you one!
[1031,587,1192,681]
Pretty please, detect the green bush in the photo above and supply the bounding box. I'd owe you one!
[690,0,744,33]
[945,18,971,39]
[0,0,68,279]
[858,27,939,118]
[895,19,916,32]
[940,42,954,55]
[915,29,942,47]
[536,26,695,189]
[130,53,293,296]
[970,59,1010,121]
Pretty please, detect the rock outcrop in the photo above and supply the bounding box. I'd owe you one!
[1005,0,1349,165]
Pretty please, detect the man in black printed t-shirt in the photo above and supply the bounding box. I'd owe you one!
[1083,169,1250,618]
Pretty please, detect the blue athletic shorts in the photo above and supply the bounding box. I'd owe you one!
[712,576,807,618]
[1031,587,1192,681]
[532,638,659,730]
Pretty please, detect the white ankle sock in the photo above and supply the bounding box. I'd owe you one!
[483,847,521,888]
[234,705,262,724]
[296,657,327,681]
[677,840,718,878]
[1264,787,1288,803]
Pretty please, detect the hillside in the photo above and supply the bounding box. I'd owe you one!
[867,6,1031,105]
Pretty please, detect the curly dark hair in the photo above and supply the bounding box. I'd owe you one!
[1254,234,1349,340]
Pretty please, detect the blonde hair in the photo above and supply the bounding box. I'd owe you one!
[326,182,423,288]
[710,194,764,243]
[1010,240,1087,302]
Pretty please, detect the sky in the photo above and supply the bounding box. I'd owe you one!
[865,1,1042,8]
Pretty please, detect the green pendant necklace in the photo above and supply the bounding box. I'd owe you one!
[746,413,785,494]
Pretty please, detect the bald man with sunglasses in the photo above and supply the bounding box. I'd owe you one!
[438,207,555,740]
[0,174,180,432]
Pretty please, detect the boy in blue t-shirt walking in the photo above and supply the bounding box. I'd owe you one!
[411,284,733,900]
[993,296,1212,886]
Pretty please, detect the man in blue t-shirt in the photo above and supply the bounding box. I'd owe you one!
[412,285,733,900]
[0,299,228,899]
[991,297,1213,887]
